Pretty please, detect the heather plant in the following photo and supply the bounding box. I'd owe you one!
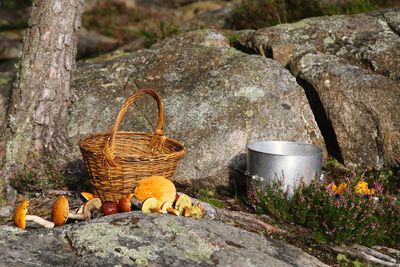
[248,177,292,221]
[249,174,400,246]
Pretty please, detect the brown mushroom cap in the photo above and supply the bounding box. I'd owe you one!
[102,201,118,216]
[14,200,29,230]
[52,196,69,226]
[118,193,133,213]
[83,198,102,214]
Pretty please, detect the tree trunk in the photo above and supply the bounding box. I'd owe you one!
[2,0,84,168]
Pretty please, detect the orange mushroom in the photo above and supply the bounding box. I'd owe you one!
[80,192,95,201]
[52,196,101,226]
[134,176,176,208]
[14,200,54,230]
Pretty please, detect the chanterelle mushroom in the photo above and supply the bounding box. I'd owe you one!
[52,196,102,226]
[14,200,54,230]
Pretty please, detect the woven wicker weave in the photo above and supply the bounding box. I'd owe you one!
[79,89,185,202]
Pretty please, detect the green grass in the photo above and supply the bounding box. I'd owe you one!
[0,20,28,31]
[139,20,181,48]
[198,189,224,208]
[228,0,400,30]
[227,33,241,46]
[0,0,32,9]
[9,165,91,197]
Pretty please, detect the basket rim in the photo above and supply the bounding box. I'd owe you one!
[79,130,185,154]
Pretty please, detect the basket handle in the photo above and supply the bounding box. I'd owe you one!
[104,88,165,166]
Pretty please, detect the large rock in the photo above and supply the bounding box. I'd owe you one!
[77,28,120,58]
[0,212,327,266]
[68,30,323,185]
[237,10,400,167]
[238,12,400,80]
[293,53,400,167]
[0,29,120,62]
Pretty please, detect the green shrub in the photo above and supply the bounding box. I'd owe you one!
[249,174,400,246]
[371,164,400,194]
[9,166,91,197]
[249,178,292,220]
[140,20,181,47]
[10,167,64,196]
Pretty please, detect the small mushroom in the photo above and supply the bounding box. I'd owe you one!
[80,192,95,201]
[141,197,159,213]
[134,176,176,208]
[160,201,173,214]
[166,207,180,216]
[14,200,55,230]
[52,196,102,226]
[189,203,205,218]
[183,206,191,217]
[82,198,102,218]
[175,194,192,215]
[102,201,118,216]
[118,193,134,213]
[130,197,144,210]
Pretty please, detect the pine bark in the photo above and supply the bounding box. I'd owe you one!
[3,0,84,167]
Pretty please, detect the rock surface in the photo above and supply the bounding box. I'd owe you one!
[293,53,400,167]
[0,212,327,266]
[2,10,399,177]
[237,10,400,167]
[68,29,323,185]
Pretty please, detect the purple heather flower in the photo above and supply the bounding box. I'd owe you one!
[374,182,384,194]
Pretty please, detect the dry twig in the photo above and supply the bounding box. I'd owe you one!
[321,243,399,266]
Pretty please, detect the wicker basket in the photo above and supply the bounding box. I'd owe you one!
[79,88,185,202]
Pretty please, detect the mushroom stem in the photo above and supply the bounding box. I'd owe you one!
[150,207,161,213]
[130,197,143,210]
[25,215,55,228]
[68,198,102,220]
[67,212,90,220]
[166,208,180,216]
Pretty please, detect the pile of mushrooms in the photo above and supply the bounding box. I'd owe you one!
[131,176,205,218]
[13,176,205,230]
[13,195,102,230]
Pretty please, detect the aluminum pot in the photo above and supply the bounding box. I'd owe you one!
[247,141,323,195]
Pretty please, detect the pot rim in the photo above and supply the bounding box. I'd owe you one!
[247,141,323,157]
